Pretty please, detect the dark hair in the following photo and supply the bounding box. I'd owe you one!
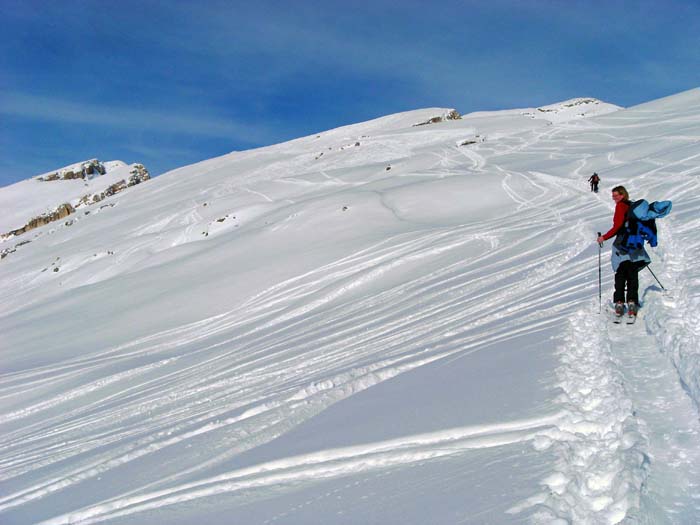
[612,185,629,200]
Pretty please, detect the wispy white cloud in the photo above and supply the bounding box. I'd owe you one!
[100,2,476,101]
[0,92,276,144]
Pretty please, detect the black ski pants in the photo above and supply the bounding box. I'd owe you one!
[614,260,639,305]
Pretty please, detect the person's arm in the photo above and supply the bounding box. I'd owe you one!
[598,203,627,242]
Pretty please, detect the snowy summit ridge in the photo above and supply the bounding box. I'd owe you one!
[465,97,621,123]
[527,97,622,122]
[2,90,700,525]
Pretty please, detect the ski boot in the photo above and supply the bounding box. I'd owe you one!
[614,302,625,317]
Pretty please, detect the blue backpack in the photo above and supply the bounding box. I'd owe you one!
[621,199,672,249]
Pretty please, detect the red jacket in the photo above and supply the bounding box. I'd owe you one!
[601,200,629,241]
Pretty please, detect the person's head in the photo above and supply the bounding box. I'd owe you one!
[612,185,629,202]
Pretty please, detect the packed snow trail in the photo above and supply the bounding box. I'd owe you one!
[510,311,647,523]
[513,298,700,524]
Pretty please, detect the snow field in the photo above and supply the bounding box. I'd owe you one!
[1,91,700,524]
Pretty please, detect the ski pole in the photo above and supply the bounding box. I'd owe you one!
[646,265,666,291]
[597,232,602,313]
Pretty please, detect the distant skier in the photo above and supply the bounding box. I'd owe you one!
[596,185,650,319]
[588,172,600,193]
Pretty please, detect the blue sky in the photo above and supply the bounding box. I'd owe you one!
[1,0,699,187]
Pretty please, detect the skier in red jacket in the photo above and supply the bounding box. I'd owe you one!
[596,185,648,318]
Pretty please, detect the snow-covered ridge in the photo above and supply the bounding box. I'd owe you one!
[0,159,150,243]
[301,99,618,148]
[526,97,622,122]
[466,97,622,123]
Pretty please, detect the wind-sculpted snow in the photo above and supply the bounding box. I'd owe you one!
[644,195,700,408]
[2,90,700,524]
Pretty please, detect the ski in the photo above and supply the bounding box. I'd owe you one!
[626,314,637,325]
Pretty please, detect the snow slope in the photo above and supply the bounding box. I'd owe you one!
[1,91,700,524]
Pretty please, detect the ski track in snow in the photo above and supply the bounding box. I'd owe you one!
[0,217,575,512]
[2,95,700,524]
[2,187,583,521]
[32,415,563,525]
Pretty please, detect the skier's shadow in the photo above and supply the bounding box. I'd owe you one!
[640,284,665,307]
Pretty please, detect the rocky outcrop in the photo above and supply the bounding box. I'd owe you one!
[413,110,462,127]
[4,203,75,239]
[79,164,150,206]
[1,239,30,260]
[128,164,150,185]
[37,159,106,182]
[458,135,485,147]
